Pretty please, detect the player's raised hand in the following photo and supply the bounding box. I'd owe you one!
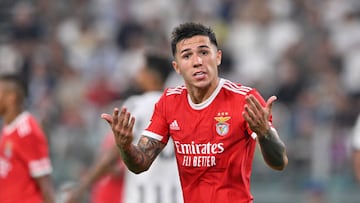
[242,95,277,137]
[101,107,135,149]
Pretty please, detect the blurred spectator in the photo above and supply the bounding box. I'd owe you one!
[112,20,146,97]
[225,0,301,93]
[0,44,22,75]
[10,2,45,93]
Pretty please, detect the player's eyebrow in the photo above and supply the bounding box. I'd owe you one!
[198,45,210,49]
[180,45,210,54]
[180,48,191,54]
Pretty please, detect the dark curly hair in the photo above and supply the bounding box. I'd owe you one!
[0,73,27,103]
[170,22,218,57]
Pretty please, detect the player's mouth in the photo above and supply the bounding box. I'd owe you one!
[193,71,206,79]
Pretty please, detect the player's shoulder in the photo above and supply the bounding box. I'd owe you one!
[221,79,253,96]
[164,85,186,97]
[4,112,36,137]
[125,92,161,103]
[124,91,163,110]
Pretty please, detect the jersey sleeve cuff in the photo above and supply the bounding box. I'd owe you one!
[142,130,164,142]
[251,132,257,139]
[29,158,53,177]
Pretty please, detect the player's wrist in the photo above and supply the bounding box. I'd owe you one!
[255,127,270,139]
[257,127,274,141]
[116,140,132,151]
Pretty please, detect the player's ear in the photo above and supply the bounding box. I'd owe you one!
[216,49,222,66]
[172,60,181,75]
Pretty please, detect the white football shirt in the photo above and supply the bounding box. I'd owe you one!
[353,115,360,150]
[123,91,183,203]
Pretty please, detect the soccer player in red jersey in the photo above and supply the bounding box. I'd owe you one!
[0,74,55,203]
[102,22,288,203]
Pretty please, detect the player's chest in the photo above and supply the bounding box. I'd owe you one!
[0,134,18,160]
[167,104,247,143]
[0,134,19,177]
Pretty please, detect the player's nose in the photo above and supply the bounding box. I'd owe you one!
[192,54,203,68]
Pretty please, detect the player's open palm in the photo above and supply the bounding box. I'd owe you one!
[242,95,277,137]
[101,107,135,149]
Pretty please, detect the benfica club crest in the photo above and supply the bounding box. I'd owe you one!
[214,112,231,136]
[4,141,12,158]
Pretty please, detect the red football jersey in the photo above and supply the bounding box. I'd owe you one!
[0,112,52,203]
[143,78,271,203]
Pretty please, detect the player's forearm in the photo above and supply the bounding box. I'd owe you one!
[91,147,120,179]
[258,128,288,171]
[353,150,360,182]
[36,176,55,203]
[43,193,55,203]
[118,136,163,174]
[118,144,153,174]
[77,150,117,192]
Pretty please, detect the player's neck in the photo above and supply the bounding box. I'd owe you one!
[145,83,163,92]
[4,107,23,125]
[187,79,219,104]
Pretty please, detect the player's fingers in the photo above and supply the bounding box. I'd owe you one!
[128,116,135,132]
[266,96,277,114]
[121,111,132,129]
[113,107,120,126]
[246,104,256,119]
[116,107,127,129]
[101,113,113,125]
[243,105,256,123]
[247,95,263,112]
[242,111,250,122]
[242,110,255,128]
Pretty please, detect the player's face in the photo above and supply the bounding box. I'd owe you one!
[172,35,222,90]
[135,66,152,91]
[0,81,9,115]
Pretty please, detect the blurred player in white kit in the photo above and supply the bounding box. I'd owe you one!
[122,53,183,203]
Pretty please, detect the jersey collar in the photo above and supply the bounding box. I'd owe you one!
[3,111,29,135]
[187,78,224,110]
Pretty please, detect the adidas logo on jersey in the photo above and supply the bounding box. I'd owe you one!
[170,120,180,130]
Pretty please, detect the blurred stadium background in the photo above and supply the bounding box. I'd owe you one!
[0,0,359,202]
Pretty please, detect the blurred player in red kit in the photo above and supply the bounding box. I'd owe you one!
[64,131,125,203]
[102,22,288,203]
[0,74,55,203]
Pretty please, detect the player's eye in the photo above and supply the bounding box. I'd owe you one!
[182,53,191,59]
[200,50,208,55]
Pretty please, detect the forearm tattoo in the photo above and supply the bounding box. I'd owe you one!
[119,136,164,174]
[258,128,287,170]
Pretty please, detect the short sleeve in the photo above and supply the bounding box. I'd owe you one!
[16,116,52,178]
[143,92,170,144]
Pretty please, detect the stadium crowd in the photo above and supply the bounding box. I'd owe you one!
[0,0,359,202]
